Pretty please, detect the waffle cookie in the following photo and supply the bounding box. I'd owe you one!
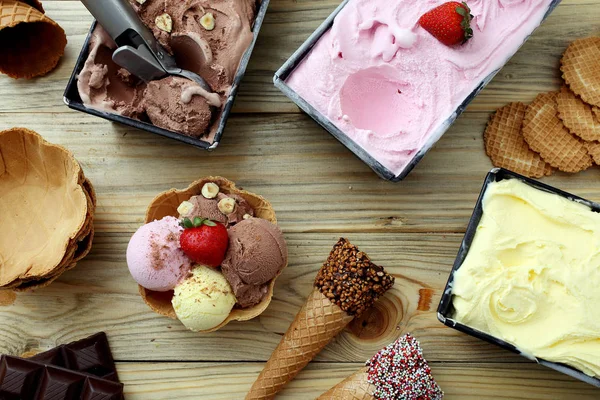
[557,86,600,141]
[523,92,592,173]
[561,37,600,108]
[484,102,553,178]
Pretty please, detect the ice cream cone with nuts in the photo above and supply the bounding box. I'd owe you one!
[245,238,395,400]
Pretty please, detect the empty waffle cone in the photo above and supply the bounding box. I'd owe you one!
[317,368,375,400]
[140,176,281,333]
[0,128,89,289]
[0,0,66,79]
[246,239,395,400]
[246,288,354,400]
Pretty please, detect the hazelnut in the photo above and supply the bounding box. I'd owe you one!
[201,182,219,199]
[155,13,173,33]
[218,198,236,215]
[200,13,215,31]
[177,201,194,217]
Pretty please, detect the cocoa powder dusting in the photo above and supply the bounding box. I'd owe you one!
[314,238,394,316]
[150,241,164,271]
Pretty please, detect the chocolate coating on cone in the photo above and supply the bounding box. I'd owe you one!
[315,238,394,316]
[247,240,394,399]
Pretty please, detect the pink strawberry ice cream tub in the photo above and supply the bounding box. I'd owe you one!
[274,0,562,181]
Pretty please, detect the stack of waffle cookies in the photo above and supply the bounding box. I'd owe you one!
[484,37,600,178]
[0,128,95,292]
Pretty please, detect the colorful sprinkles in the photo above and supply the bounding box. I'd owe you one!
[365,334,443,400]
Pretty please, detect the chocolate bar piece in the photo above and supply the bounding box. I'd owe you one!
[0,356,123,399]
[31,332,119,382]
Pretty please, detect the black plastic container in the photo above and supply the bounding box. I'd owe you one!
[64,0,270,150]
[274,1,562,181]
[438,168,600,388]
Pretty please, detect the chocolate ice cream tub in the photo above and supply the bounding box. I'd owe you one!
[64,0,270,150]
[437,168,600,388]
[274,1,562,182]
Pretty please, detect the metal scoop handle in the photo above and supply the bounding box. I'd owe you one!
[80,0,212,91]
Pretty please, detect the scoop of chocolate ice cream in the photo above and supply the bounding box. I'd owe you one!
[142,76,214,138]
[182,192,255,227]
[221,218,288,308]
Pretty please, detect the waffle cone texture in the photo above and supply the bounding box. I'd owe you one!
[561,37,600,108]
[245,288,355,400]
[317,368,376,400]
[141,176,282,333]
[484,102,553,178]
[0,128,95,292]
[0,0,66,78]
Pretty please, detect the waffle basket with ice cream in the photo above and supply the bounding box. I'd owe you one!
[127,177,288,333]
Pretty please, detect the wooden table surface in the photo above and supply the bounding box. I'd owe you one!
[1,1,600,399]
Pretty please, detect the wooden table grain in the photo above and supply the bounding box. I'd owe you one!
[1,1,599,399]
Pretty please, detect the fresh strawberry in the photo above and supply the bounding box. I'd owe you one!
[418,2,473,46]
[179,217,229,267]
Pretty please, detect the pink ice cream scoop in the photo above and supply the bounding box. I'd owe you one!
[126,216,193,292]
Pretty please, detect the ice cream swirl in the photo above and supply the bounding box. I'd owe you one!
[452,179,600,378]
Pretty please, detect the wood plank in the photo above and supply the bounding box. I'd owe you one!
[1,112,600,235]
[0,232,583,365]
[0,1,599,113]
[115,362,599,399]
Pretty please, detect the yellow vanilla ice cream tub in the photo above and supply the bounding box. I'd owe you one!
[452,178,600,377]
[172,265,236,332]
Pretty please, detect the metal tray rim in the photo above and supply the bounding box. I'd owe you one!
[63,0,270,150]
[437,167,600,388]
[274,0,562,182]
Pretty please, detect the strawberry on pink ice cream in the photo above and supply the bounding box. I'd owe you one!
[286,0,557,176]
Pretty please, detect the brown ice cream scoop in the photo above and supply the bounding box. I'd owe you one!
[182,192,254,227]
[222,218,288,308]
[0,0,67,79]
[143,76,214,138]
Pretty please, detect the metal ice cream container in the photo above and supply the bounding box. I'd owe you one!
[274,0,562,182]
[437,168,600,388]
[64,0,270,150]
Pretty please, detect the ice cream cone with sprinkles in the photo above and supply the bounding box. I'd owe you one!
[318,334,443,400]
[246,238,395,400]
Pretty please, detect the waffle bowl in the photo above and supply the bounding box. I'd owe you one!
[0,0,67,79]
[141,176,283,333]
[0,128,95,292]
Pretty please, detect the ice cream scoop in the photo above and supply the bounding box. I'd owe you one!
[221,218,288,308]
[126,216,192,292]
[172,265,236,332]
[80,0,213,92]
